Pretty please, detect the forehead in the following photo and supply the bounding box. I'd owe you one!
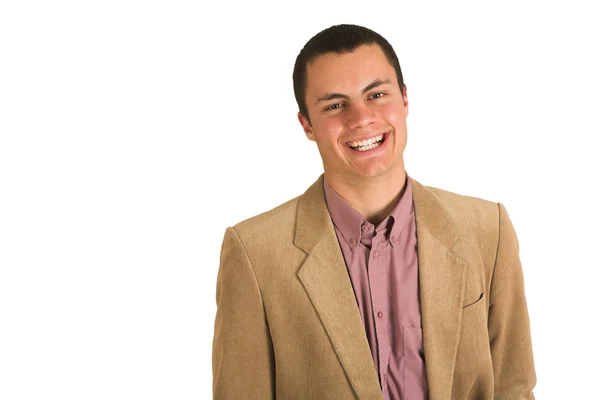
[305,44,397,97]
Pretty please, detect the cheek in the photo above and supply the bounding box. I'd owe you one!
[379,102,407,127]
[315,117,344,144]
[319,114,344,131]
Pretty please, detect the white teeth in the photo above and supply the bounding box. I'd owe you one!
[348,134,385,149]
[352,140,383,151]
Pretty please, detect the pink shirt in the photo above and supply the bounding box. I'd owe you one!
[323,174,428,400]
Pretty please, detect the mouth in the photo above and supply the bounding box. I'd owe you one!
[346,131,389,152]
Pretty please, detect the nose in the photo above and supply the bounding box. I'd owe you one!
[346,103,377,130]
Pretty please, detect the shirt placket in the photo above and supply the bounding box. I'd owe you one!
[365,226,390,393]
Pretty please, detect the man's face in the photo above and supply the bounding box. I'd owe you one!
[298,44,409,182]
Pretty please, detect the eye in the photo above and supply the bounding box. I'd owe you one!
[324,103,344,111]
[369,92,385,99]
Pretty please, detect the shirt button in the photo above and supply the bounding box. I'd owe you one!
[372,251,378,259]
[391,236,396,243]
[377,311,383,318]
[361,225,369,232]
[349,238,356,245]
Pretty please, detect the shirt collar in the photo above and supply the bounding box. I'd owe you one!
[323,173,414,251]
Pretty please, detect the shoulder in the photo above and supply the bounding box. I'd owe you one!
[423,183,500,230]
[420,183,502,266]
[230,194,301,245]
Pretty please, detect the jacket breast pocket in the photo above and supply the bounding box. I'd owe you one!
[462,291,484,309]
[462,264,485,309]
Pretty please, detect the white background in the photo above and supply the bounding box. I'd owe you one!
[1,0,599,398]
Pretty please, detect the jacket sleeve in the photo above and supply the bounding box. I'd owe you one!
[212,227,275,399]
[488,203,537,399]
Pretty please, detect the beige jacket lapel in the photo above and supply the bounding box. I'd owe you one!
[411,177,470,399]
[295,174,470,400]
[295,175,383,399]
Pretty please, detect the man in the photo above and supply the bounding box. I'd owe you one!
[212,24,536,399]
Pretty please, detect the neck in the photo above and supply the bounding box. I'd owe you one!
[324,168,408,227]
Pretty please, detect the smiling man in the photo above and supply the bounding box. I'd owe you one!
[212,24,536,400]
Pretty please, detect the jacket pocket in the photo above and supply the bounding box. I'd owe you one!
[462,292,484,309]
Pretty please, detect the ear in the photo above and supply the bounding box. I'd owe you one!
[297,112,315,141]
[402,84,409,116]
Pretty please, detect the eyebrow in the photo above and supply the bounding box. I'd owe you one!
[315,78,392,104]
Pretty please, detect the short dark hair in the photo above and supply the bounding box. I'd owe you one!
[293,24,405,124]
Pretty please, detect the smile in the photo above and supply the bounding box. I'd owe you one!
[347,132,389,152]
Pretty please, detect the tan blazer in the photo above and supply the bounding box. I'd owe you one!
[212,174,536,399]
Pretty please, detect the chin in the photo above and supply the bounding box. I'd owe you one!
[352,167,392,179]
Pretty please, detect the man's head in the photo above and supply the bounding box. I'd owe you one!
[293,24,409,182]
[293,24,405,124]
